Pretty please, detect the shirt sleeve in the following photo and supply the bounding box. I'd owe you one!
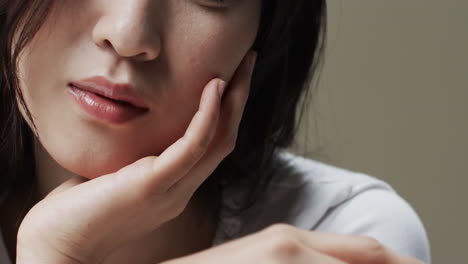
[312,188,431,264]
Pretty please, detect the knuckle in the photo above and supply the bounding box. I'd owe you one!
[225,141,236,155]
[187,143,208,160]
[360,236,384,252]
[169,199,188,219]
[262,224,303,259]
[223,133,238,154]
[267,237,302,260]
[357,236,388,263]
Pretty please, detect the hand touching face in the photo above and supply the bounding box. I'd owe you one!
[17,0,261,178]
[17,51,257,264]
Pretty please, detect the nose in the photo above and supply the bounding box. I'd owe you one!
[92,2,161,62]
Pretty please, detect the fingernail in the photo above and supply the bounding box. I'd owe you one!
[248,51,257,75]
[218,80,226,98]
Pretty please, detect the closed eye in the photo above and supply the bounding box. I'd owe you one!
[199,0,237,8]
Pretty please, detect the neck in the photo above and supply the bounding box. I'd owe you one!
[34,138,77,200]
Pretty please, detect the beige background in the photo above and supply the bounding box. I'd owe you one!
[289,1,468,263]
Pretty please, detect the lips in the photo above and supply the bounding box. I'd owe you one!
[68,76,149,124]
[70,76,149,109]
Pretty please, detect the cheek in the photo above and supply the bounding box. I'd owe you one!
[157,14,259,147]
[168,12,260,97]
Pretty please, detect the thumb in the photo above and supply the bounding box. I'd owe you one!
[45,176,88,199]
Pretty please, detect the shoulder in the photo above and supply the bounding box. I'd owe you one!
[215,150,431,263]
[276,151,431,263]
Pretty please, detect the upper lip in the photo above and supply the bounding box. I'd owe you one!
[70,76,149,109]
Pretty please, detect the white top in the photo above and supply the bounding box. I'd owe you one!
[0,151,431,263]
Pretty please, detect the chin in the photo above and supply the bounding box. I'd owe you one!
[36,123,172,181]
[65,162,124,180]
[49,145,150,180]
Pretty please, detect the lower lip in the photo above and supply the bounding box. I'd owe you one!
[68,85,148,124]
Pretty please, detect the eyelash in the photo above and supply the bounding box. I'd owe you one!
[206,0,232,7]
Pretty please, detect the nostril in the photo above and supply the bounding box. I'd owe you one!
[102,39,113,49]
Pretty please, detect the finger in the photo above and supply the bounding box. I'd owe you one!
[160,229,347,264]
[168,50,257,199]
[35,79,225,249]
[113,78,224,197]
[298,245,349,264]
[44,176,88,199]
[286,228,422,264]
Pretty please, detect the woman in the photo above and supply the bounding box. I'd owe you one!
[0,0,430,263]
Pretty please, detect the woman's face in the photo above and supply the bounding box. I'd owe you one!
[17,0,262,178]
